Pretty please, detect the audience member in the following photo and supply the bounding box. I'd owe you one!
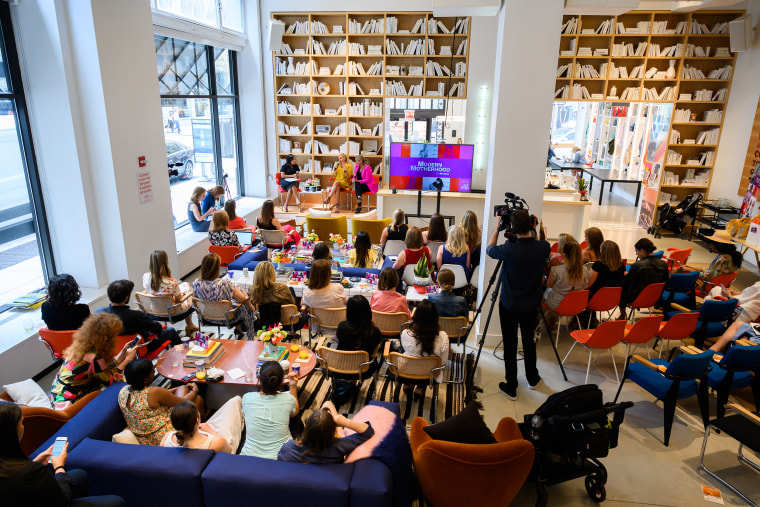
[208,211,241,249]
[460,209,481,270]
[0,403,126,507]
[201,185,225,215]
[161,401,231,453]
[429,269,469,318]
[587,240,625,298]
[423,213,447,244]
[224,200,248,230]
[380,208,408,246]
[336,296,383,369]
[569,146,587,164]
[324,153,353,213]
[708,281,760,352]
[392,227,432,271]
[619,238,669,319]
[241,361,298,459]
[188,186,214,232]
[279,155,301,213]
[142,250,196,334]
[348,231,377,269]
[544,242,588,318]
[370,267,411,317]
[302,259,347,311]
[96,280,182,349]
[353,155,377,213]
[486,210,550,399]
[257,200,300,248]
[582,227,603,263]
[437,225,470,276]
[50,314,137,405]
[248,261,308,332]
[193,253,257,338]
[278,400,373,464]
[549,232,577,268]
[400,300,449,385]
[312,242,332,262]
[680,230,742,288]
[119,359,202,446]
[41,274,90,331]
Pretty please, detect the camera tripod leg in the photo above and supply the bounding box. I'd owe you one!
[538,305,568,381]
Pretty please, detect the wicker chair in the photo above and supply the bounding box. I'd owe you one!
[308,306,346,347]
[192,297,242,337]
[135,292,193,325]
[371,310,410,338]
[439,316,470,351]
[386,350,443,408]
[259,229,287,250]
[315,336,379,400]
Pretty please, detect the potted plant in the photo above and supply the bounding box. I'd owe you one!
[257,324,286,357]
[577,177,588,201]
[413,257,432,287]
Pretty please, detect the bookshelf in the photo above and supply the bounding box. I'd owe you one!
[272,11,471,195]
[556,10,742,205]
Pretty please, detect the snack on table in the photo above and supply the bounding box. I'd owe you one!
[290,344,300,353]
[299,350,309,359]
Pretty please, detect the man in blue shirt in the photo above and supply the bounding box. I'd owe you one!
[486,210,550,400]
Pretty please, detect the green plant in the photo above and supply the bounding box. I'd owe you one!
[413,257,430,278]
[577,178,588,192]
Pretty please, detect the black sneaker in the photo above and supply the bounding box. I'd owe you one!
[527,376,543,390]
[355,206,362,213]
[498,382,517,400]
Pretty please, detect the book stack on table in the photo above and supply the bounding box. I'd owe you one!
[183,341,225,368]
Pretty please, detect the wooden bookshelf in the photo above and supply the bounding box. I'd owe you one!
[272,11,471,191]
[555,10,742,204]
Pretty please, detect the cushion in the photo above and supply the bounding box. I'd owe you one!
[342,404,398,462]
[112,428,139,445]
[3,379,52,408]
[627,360,699,400]
[353,209,378,220]
[205,395,244,453]
[309,208,332,218]
[422,401,497,444]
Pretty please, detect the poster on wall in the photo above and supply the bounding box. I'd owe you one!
[740,164,760,217]
[637,104,671,229]
[738,96,760,215]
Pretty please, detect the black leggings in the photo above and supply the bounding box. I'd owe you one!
[355,181,371,199]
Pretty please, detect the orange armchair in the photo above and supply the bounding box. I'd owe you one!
[410,416,534,507]
[0,390,100,455]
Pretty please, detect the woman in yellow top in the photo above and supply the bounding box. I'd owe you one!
[324,153,353,212]
[348,231,378,269]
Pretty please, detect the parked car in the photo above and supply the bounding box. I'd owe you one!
[166,141,194,180]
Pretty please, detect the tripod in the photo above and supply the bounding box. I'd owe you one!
[468,257,568,381]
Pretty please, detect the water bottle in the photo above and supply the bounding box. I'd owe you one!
[530,414,543,441]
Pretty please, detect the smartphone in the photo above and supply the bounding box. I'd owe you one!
[52,437,67,458]
[181,374,195,382]
[129,335,142,348]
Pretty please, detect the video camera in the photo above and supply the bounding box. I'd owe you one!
[493,192,529,240]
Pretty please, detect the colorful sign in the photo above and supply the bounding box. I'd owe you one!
[389,143,474,192]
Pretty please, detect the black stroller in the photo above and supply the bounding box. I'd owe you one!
[519,385,633,506]
[648,192,703,239]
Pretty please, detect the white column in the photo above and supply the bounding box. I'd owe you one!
[475,0,565,347]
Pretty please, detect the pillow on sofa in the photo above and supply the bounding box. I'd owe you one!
[309,208,332,218]
[3,379,52,408]
[422,402,497,444]
[342,404,398,463]
[112,428,140,445]
[353,209,378,220]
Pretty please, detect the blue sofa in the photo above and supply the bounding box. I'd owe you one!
[228,249,380,279]
[34,383,406,507]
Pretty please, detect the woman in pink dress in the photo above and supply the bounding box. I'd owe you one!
[353,155,377,213]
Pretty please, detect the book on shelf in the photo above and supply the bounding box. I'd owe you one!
[456,40,467,56]
[560,17,578,34]
[367,45,382,55]
[410,18,425,34]
[408,65,424,76]
[386,16,398,33]
[332,25,343,34]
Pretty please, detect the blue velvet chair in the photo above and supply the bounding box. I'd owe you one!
[659,271,700,311]
[708,343,760,418]
[666,298,738,349]
[614,349,713,446]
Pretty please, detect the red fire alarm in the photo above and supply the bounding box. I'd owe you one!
[138,156,146,167]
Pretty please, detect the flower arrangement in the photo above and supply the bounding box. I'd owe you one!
[305,179,314,185]
[271,251,290,264]
[305,231,319,242]
[257,324,286,345]
[329,233,345,246]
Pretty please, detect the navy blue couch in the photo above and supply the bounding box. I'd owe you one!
[34,383,401,507]
[228,249,380,279]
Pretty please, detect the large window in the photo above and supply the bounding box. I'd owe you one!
[0,4,53,310]
[155,35,243,228]
[153,0,244,33]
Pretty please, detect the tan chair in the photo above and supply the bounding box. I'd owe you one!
[351,217,392,245]
[384,240,406,257]
[259,229,287,249]
[192,297,242,337]
[439,316,470,350]
[308,306,346,346]
[315,336,379,400]
[386,349,443,409]
[372,310,410,338]
[305,215,348,243]
[135,292,192,325]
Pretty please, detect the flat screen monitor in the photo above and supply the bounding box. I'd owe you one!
[389,143,474,192]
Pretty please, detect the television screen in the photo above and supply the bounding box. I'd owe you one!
[389,143,474,192]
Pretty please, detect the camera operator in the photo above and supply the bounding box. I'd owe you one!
[486,209,550,400]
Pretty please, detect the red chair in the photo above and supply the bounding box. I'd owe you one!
[622,315,663,361]
[38,328,77,360]
[579,240,588,251]
[656,311,699,357]
[275,172,302,211]
[627,282,666,323]
[550,242,559,254]
[586,286,622,328]
[328,177,355,210]
[209,245,243,270]
[664,247,692,272]
[115,334,170,361]
[563,320,626,383]
[696,271,738,298]
[356,175,380,212]
[541,290,589,347]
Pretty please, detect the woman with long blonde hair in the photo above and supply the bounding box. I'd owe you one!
[324,153,353,212]
[550,232,578,267]
[142,250,196,333]
[50,313,139,405]
[544,242,588,312]
[460,210,481,251]
[437,225,471,277]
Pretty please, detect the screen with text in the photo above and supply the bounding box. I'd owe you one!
[389,143,474,192]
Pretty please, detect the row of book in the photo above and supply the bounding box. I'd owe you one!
[647,43,682,57]
[611,41,648,57]
[642,85,676,101]
[425,61,466,77]
[348,18,383,34]
[674,108,723,123]
[690,88,727,101]
[349,100,383,116]
[651,20,688,34]
[681,64,731,80]
[348,61,382,76]
[690,21,729,35]
[554,84,603,100]
[386,79,423,96]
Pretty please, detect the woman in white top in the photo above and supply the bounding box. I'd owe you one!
[400,300,449,385]
[161,401,230,453]
[302,259,347,310]
[142,250,197,334]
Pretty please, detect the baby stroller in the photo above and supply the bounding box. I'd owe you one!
[519,385,633,506]
[649,192,702,240]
